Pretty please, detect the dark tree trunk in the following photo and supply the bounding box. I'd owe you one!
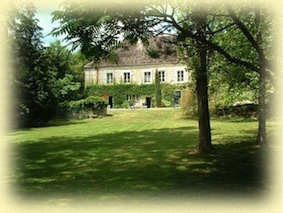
[255,10,267,146]
[194,12,213,154]
[256,62,267,146]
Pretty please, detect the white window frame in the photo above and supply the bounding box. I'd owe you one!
[143,71,152,84]
[176,70,185,83]
[106,72,113,84]
[158,70,166,83]
[126,94,131,101]
[123,72,131,83]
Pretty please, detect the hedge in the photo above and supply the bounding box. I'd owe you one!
[69,96,108,119]
[213,103,258,118]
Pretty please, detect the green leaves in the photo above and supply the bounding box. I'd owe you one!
[50,1,124,62]
[56,74,81,98]
[69,96,108,113]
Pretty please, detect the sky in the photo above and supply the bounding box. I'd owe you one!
[34,1,66,46]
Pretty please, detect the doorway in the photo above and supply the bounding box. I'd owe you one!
[108,96,113,108]
[146,97,151,108]
[173,91,181,107]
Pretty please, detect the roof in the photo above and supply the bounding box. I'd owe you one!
[84,36,180,69]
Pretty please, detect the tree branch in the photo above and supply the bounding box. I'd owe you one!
[226,7,272,71]
[207,22,236,35]
[145,10,274,82]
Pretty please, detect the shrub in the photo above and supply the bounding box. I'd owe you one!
[69,96,108,119]
[213,103,258,118]
[155,69,162,107]
[161,100,172,107]
[122,100,131,109]
[180,88,197,117]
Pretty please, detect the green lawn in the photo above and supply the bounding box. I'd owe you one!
[8,108,272,202]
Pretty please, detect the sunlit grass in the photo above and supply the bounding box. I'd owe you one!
[7,108,273,202]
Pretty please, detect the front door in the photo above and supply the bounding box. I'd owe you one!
[173,91,181,107]
[108,96,113,108]
[146,97,151,108]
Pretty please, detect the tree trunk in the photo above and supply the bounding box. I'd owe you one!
[256,63,266,146]
[194,12,213,154]
[255,10,267,146]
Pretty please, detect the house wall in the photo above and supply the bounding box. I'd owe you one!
[85,63,189,86]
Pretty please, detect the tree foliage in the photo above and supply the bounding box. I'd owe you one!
[155,69,162,108]
[8,2,57,127]
[7,2,86,127]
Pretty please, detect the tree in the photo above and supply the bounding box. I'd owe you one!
[44,41,83,102]
[155,69,162,108]
[50,0,129,63]
[193,9,213,153]
[44,40,72,79]
[69,51,88,89]
[8,2,58,127]
[203,8,271,146]
[255,10,267,146]
[147,3,273,146]
[222,6,273,145]
[7,3,86,127]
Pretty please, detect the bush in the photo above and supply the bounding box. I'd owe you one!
[122,100,131,109]
[69,96,108,119]
[180,88,197,117]
[161,100,172,107]
[213,103,258,118]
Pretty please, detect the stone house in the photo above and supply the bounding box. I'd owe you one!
[84,37,189,108]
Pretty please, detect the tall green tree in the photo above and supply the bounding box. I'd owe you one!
[193,9,213,153]
[8,2,58,127]
[69,51,88,89]
[208,6,273,145]
[44,40,72,79]
[44,41,83,102]
[155,69,162,108]
[226,7,271,146]
[145,2,273,146]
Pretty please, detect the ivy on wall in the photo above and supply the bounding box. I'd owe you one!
[85,84,186,108]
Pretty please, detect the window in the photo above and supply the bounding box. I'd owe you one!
[144,71,152,83]
[158,71,165,82]
[133,94,139,101]
[123,72,131,83]
[177,70,184,82]
[127,94,139,101]
[126,94,131,101]
[106,73,113,84]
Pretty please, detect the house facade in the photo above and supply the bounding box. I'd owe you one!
[84,37,190,108]
[84,63,188,85]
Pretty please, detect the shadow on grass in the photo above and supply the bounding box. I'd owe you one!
[10,125,269,201]
[42,119,91,128]
[10,120,91,134]
[210,116,258,123]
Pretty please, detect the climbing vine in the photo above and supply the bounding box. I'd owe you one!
[85,84,186,108]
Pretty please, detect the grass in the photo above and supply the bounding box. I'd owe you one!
[7,108,273,203]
